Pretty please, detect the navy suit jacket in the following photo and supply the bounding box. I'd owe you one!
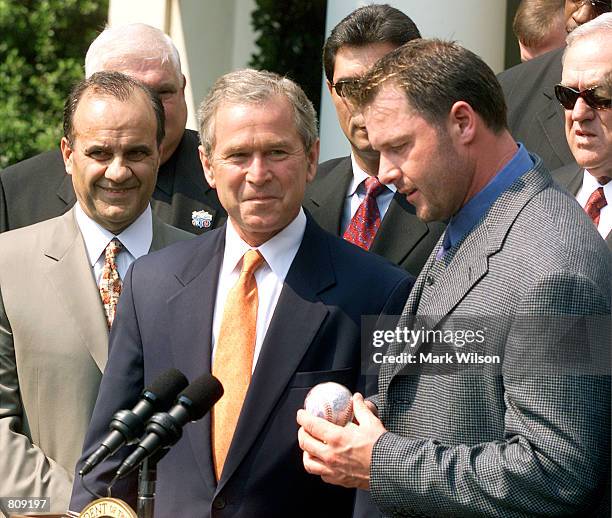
[71,216,413,518]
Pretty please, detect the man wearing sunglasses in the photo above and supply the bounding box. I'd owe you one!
[303,4,445,277]
[554,13,612,249]
[499,0,610,171]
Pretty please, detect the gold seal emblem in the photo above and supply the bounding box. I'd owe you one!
[78,497,137,518]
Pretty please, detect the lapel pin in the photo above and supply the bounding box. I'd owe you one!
[192,210,213,229]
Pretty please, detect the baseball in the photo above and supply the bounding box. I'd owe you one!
[304,382,353,426]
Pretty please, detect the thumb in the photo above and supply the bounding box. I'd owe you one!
[352,393,375,425]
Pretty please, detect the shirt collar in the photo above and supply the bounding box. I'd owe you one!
[445,143,533,251]
[347,153,396,197]
[224,208,306,282]
[75,203,153,266]
[583,169,612,192]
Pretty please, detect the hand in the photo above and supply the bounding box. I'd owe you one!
[297,392,386,490]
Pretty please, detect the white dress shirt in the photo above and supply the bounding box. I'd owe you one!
[211,209,306,372]
[75,203,153,286]
[576,170,612,239]
[341,153,396,234]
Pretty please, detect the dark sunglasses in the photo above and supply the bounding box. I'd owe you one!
[330,79,360,97]
[554,84,612,110]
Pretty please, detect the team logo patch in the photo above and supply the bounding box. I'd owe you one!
[191,210,213,229]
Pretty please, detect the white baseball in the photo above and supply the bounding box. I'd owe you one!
[304,382,353,426]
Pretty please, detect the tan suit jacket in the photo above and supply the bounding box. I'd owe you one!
[0,207,191,515]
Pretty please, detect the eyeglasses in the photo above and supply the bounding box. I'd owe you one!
[330,79,360,98]
[554,84,612,110]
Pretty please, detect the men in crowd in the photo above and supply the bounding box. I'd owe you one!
[298,39,610,516]
[554,13,612,249]
[513,0,566,61]
[498,0,610,171]
[0,72,191,516]
[70,70,413,517]
[0,23,225,235]
[304,4,444,276]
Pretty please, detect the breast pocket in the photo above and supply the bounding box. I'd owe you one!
[288,367,356,389]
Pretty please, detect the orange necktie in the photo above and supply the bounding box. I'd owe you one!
[212,249,264,479]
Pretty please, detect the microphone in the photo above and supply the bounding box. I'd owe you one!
[115,373,223,479]
[79,368,188,476]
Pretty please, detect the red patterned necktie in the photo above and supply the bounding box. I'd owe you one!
[343,176,386,250]
[99,238,123,328]
[584,186,608,226]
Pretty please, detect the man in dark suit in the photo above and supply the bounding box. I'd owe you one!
[498,0,610,171]
[70,69,413,517]
[304,5,444,277]
[298,39,610,516]
[553,13,612,249]
[0,23,225,235]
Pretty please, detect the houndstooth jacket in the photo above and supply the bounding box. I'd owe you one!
[370,159,611,517]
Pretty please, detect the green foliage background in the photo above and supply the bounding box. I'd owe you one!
[0,0,108,168]
[249,0,327,120]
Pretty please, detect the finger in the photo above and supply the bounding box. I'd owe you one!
[297,408,341,443]
[298,423,330,460]
[352,393,377,424]
[303,450,335,478]
[365,400,379,417]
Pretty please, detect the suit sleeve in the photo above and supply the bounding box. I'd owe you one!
[0,286,73,516]
[369,272,610,517]
[69,264,143,513]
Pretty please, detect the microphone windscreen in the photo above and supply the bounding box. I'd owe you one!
[180,373,224,420]
[146,368,189,409]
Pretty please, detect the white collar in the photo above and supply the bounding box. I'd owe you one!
[347,153,396,197]
[74,203,153,266]
[224,208,306,281]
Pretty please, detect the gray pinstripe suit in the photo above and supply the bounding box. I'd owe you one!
[370,160,611,517]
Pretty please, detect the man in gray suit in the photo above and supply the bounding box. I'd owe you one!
[298,39,610,516]
[553,13,612,249]
[0,72,190,516]
[304,4,444,276]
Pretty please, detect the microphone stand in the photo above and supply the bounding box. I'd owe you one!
[137,457,157,518]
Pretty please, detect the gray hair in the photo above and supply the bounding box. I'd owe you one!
[85,23,182,80]
[197,69,318,156]
[565,12,612,50]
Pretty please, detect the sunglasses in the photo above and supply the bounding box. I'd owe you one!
[554,84,612,110]
[330,78,360,98]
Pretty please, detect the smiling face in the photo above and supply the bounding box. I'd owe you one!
[199,96,319,246]
[61,90,160,233]
[364,85,472,222]
[562,35,612,179]
[328,43,397,160]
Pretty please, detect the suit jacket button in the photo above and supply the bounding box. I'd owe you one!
[426,275,434,286]
[213,496,226,509]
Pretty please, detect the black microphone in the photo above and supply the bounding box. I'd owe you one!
[115,373,223,479]
[79,368,188,476]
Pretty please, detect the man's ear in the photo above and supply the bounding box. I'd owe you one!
[305,139,320,183]
[181,74,187,92]
[60,137,74,175]
[199,145,216,188]
[326,79,334,96]
[448,101,476,145]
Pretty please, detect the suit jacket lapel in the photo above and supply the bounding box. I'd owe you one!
[166,230,225,493]
[217,218,333,489]
[554,163,583,195]
[306,157,352,234]
[536,87,574,167]
[43,209,108,372]
[56,172,76,207]
[371,193,430,264]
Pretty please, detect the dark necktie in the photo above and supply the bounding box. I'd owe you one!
[584,185,608,227]
[343,176,385,250]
